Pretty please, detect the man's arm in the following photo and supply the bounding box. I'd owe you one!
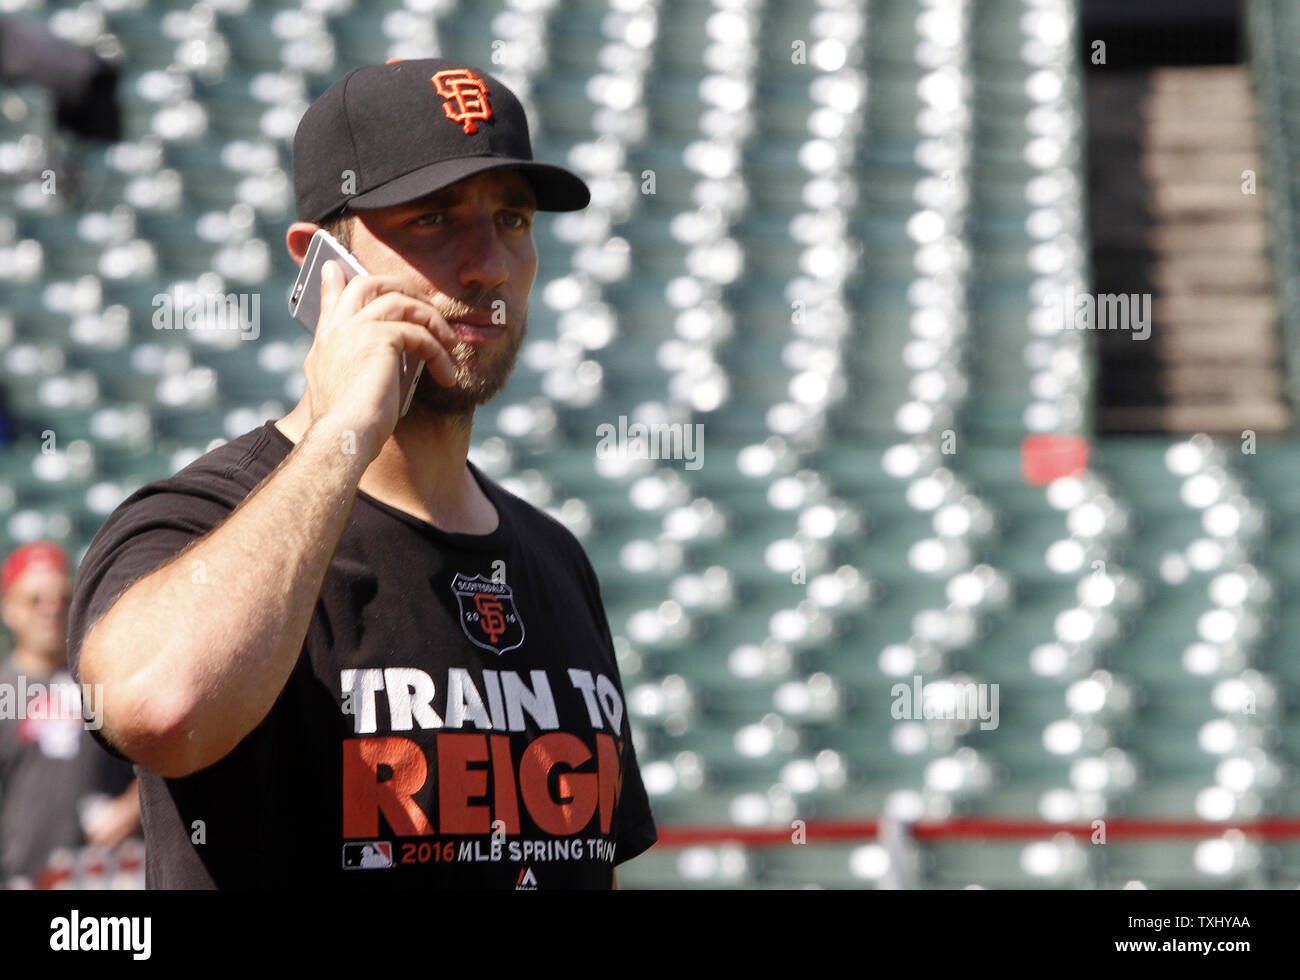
[79,264,459,778]
[79,416,371,777]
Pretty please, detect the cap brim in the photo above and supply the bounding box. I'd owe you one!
[345,156,590,214]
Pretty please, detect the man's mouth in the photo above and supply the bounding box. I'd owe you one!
[445,315,506,344]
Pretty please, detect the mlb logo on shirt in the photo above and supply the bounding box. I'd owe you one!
[516,867,538,890]
[342,841,393,869]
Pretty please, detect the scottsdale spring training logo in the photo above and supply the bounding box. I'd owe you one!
[451,572,525,656]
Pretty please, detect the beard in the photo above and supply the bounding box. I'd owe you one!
[409,309,527,416]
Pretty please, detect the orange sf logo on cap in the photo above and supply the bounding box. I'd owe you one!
[431,68,492,134]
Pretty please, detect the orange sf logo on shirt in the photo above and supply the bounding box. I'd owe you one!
[474,593,508,644]
[431,69,492,134]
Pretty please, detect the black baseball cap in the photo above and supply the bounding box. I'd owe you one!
[293,58,590,224]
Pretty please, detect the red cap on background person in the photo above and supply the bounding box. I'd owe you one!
[2,541,69,594]
[2,541,72,671]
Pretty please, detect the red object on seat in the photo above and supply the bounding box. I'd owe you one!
[1021,434,1089,485]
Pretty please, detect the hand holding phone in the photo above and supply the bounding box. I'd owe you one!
[288,228,425,417]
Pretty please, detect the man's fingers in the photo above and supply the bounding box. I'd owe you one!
[312,274,460,389]
[318,259,345,320]
[360,292,460,349]
[335,274,438,316]
[389,320,458,387]
[325,275,459,348]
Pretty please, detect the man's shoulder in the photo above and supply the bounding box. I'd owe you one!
[115,422,289,514]
[154,421,289,494]
[73,422,289,566]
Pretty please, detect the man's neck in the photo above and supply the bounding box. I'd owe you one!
[274,403,498,535]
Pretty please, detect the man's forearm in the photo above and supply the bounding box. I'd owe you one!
[80,418,370,777]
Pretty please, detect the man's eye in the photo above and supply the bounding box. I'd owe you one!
[500,211,531,229]
[413,213,444,226]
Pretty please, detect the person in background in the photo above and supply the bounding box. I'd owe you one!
[0,541,140,887]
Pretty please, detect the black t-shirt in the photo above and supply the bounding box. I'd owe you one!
[0,660,134,884]
[67,421,656,889]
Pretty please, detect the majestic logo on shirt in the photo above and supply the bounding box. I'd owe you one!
[451,573,525,656]
[431,68,492,134]
[516,867,538,890]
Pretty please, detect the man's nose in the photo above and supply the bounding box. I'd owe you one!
[457,220,510,293]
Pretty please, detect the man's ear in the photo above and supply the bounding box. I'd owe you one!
[286,222,322,267]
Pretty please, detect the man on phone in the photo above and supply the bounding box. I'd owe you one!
[66,59,656,888]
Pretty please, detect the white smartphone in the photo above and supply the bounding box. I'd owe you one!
[288,228,424,417]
